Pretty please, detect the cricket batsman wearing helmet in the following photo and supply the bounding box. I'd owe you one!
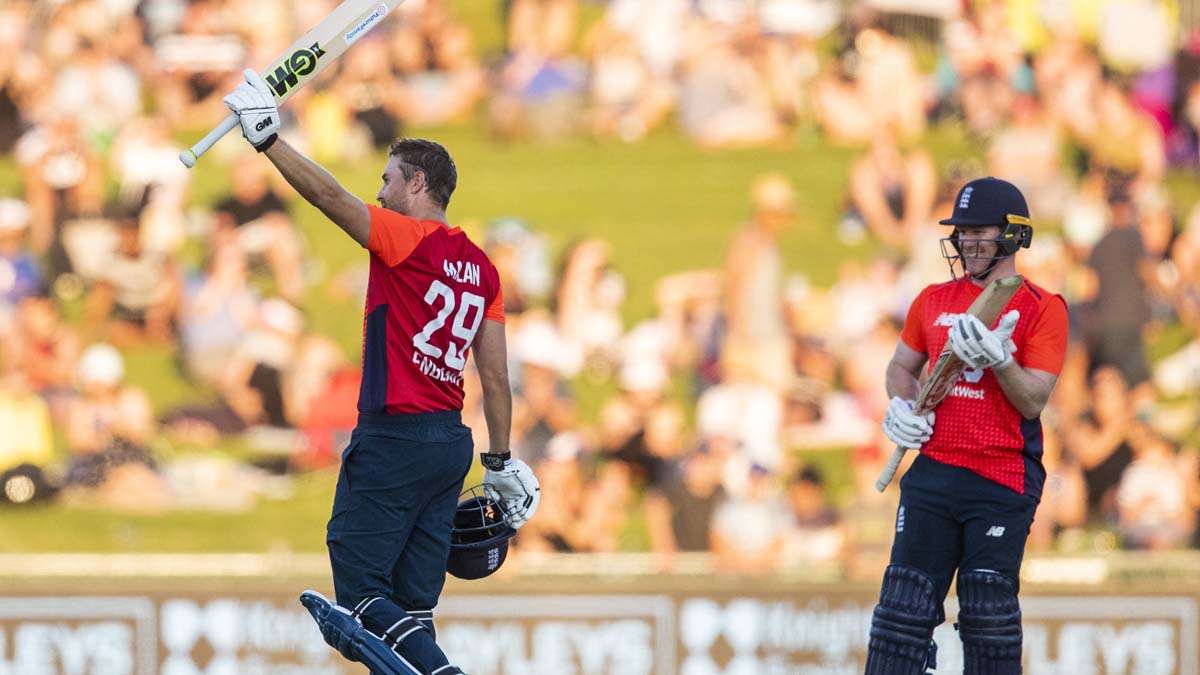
[221,72,541,674]
[866,178,1068,674]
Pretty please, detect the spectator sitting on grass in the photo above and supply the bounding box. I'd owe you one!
[1063,366,1136,520]
[390,15,485,128]
[331,37,402,151]
[555,238,626,368]
[517,432,588,553]
[711,463,788,574]
[813,27,925,145]
[1116,422,1195,550]
[291,337,360,471]
[6,295,81,407]
[780,465,844,567]
[63,343,164,508]
[213,155,304,302]
[584,23,673,142]
[178,230,257,386]
[17,115,105,258]
[84,209,181,345]
[988,97,1071,222]
[676,22,785,148]
[219,297,304,430]
[511,319,578,467]
[577,460,635,553]
[846,135,936,250]
[0,370,55,494]
[645,442,726,568]
[0,199,42,312]
[164,298,304,443]
[1028,418,1088,551]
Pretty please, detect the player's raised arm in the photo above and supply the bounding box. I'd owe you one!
[223,69,371,246]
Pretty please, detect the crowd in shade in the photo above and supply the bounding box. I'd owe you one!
[0,0,1199,574]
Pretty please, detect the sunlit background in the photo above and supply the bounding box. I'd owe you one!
[0,0,1198,672]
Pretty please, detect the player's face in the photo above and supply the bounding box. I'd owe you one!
[377,156,412,214]
[956,225,1001,276]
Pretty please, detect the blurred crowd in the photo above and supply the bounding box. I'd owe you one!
[0,0,1199,574]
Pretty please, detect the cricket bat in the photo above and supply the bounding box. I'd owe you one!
[179,0,405,168]
[874,275,1024,492]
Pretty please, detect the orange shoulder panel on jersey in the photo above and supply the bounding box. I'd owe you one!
[365,204,443,267]
[899,287,930,353]
[1019,283,1069,375]
[484,283,506,324]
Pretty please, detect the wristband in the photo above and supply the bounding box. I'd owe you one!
[254,133,278,153]
[481,452,510,471]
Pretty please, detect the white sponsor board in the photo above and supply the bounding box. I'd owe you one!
[0,597,155,675]
[0,591,1192,673]
[438,595,676,675]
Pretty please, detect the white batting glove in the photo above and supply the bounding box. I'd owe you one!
[948,310,1019,370]
[223,68,280,151]
[883,396,935,449]
[484,458,540,529]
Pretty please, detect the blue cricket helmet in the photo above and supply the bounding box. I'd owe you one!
[447,484,518,580]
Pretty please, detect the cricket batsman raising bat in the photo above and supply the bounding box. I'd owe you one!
[180,0,406,167]
[865,178,1068,675]
[196,2,542,673]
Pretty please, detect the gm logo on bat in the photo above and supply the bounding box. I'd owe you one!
[264,43,327,98]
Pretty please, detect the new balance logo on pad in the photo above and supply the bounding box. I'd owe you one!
[986,526,1006,537]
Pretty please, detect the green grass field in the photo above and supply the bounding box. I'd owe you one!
[0,120,943,551]
[5,117,1199,552]
[2,51,1197,552]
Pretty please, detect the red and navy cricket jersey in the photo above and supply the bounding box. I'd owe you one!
[900,276,1068,498]
[359,205,505,414]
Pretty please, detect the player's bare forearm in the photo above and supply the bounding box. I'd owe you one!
[886,361,920,400]
[993,360,1058,419]
[472,320,512,455]
[885,342,927,400]
[262,138,371,246]
[479,375,512,455]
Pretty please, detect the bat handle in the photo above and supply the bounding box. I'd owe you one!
[179,113,240,168]
[875,445,907,492]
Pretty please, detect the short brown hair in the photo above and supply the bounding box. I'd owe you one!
[388,138,457,208]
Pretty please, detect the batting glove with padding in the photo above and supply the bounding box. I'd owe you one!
[484,457,540,529]
[948,310,1019,370]
[883,396,935,449]
[223,68,280,152]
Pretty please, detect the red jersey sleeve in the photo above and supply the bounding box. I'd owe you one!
[1020,294,1069,375]
[900,288,929,354]
[366,205,440,267]
[484,283,506,323]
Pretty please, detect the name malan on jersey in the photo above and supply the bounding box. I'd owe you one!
[444,259,481,286]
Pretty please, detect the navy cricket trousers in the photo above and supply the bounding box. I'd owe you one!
[891,454,1039,603]
[327,411,474,626]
